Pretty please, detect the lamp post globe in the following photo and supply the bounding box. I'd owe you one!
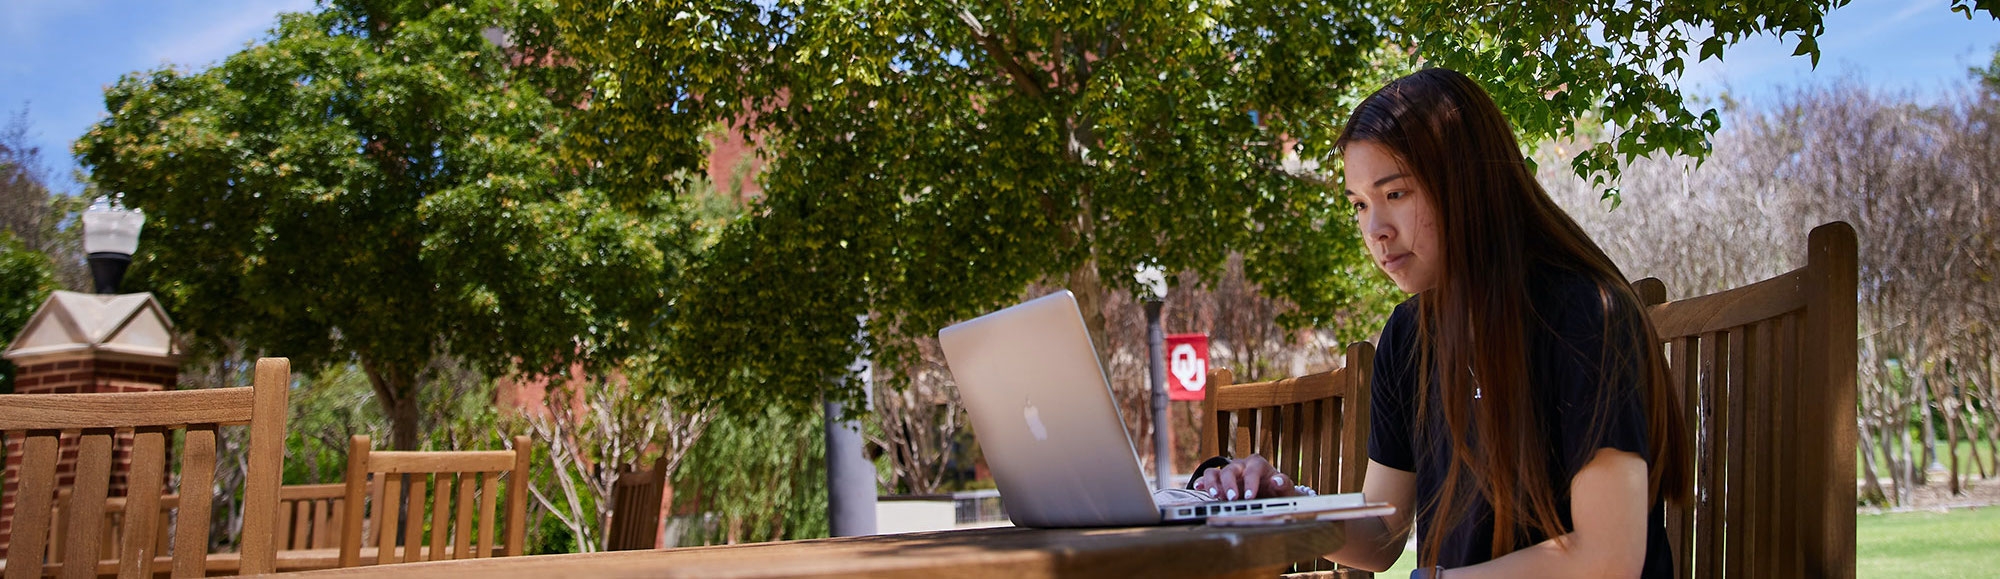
[82,195,145,294]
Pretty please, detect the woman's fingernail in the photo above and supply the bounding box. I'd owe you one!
[1206,487,1218,498]
[1227,489,1238,500]
[1246,488,1257,499]
[1271,475,1285,486]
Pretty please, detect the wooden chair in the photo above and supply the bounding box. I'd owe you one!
[275,483,349,551]
[41,491,177,573]
[606,455,669,551]
[1,358,290,579]
[337,435,532,567]
[1199,341,1374,578]
[1635,221,1857,578]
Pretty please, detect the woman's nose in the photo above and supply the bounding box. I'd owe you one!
[1362,211,1393,241]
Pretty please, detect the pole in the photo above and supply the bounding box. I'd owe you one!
[826,316,877,536]
[1145,299,1172,490]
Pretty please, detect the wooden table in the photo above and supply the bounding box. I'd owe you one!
[270,522,1346,578]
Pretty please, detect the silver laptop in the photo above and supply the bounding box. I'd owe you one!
[940,290,1363,527]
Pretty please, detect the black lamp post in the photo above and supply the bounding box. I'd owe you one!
[82,195,145,294]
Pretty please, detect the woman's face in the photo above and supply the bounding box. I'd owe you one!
[1343,141,1442,294]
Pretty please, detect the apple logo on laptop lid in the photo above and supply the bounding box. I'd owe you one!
[1023,398,1050,441]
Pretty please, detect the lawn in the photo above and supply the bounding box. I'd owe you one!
[1366,506,2000,577]
[1858,507,2000,578]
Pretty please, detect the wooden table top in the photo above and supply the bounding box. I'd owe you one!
[270,522,1346,579]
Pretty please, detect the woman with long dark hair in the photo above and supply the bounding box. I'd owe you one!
[1195,68,1690,578]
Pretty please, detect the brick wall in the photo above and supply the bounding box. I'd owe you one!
[0,357,178,558]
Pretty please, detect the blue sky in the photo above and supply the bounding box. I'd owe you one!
[2,0,1996,194]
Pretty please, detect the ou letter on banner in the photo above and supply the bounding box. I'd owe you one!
[1166,334,1210,401]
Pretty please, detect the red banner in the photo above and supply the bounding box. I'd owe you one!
[1166,334,1211,401]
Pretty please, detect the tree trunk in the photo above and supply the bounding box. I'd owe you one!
[1951,384,1987,479]
[1858,419,1887,505]
[1066,259,1111,367]
[1918,371,1937,483]
[361,357,424,451]
[1945,391,1961,496]
[1877,419,1902,506]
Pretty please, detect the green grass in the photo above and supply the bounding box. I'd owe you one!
[1361,507,2000,577]
[1858,507,2000,578]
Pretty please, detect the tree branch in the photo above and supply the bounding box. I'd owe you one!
[955,6,1045,99]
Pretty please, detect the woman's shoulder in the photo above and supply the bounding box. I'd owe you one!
[1529,263,1628,320]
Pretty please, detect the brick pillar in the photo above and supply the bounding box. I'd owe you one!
[0,357,178,558]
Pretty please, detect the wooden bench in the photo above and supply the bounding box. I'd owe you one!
[1,358,290,579]
[1200,342,1374,578]
[337,435,532,567]
[1637,221,1857,578]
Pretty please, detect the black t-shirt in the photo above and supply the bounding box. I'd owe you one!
[1367,266,1673,576]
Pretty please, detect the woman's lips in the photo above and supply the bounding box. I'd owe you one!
[1379,252,1412,273]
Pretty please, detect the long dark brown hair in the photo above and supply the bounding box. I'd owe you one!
[1335,68,1690,566]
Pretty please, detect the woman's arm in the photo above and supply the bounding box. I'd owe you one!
[1440,448,1651,578]
[1324,460,1418,572]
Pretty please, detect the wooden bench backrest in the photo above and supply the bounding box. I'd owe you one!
[1638,221,1857,579]
[338,435,531,567]
[1,357,290,579]
[606,455,669,551]
[43,481,344,567]
[276,483,349,550]
[1199,341,1374,498]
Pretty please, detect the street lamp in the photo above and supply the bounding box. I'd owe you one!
[82,195,145,294]
[1135,264,1172,490]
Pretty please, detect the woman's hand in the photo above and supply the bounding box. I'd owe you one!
[1190,454,1303,500]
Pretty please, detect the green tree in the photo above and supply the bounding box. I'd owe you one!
[76,0,697,449]
[0,231,58,394]
[540,1,1854,415]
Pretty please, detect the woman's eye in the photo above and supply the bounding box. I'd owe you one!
[1385,191,1405,200]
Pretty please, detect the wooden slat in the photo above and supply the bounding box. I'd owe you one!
[507,436,532,556]
[1746,320,1775,579]
[279,500,298,550]
[118,428,168,579]
[1803,222,1858,578]
[403,476,430,562]
[1198,369,1233,459]
[1339,342,1373,494]
[477,472,500,558]
[322,498,344,549]
[6,431,60,579]
[238,358,292,575]
[1695,333,1723,579]
[368,451,517,474]
[1776,312,1805,575]
[0,388,254,430]
[1736,325,1768,579]
[1299,399,1323,491]
[1209,373,1343,412]
[339,437,373,568]
[59,429,115,579]
[454,473,476,560]
[1768,317,1800,579]
[1646,269,1806,339]
[378,474,404,565]
[1722,328,1749,579]
[1670,336,1696,578]
[429,474,453,561]
[174,425,217,579]
[1276,404,1298,481]
[282,483,350,500]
